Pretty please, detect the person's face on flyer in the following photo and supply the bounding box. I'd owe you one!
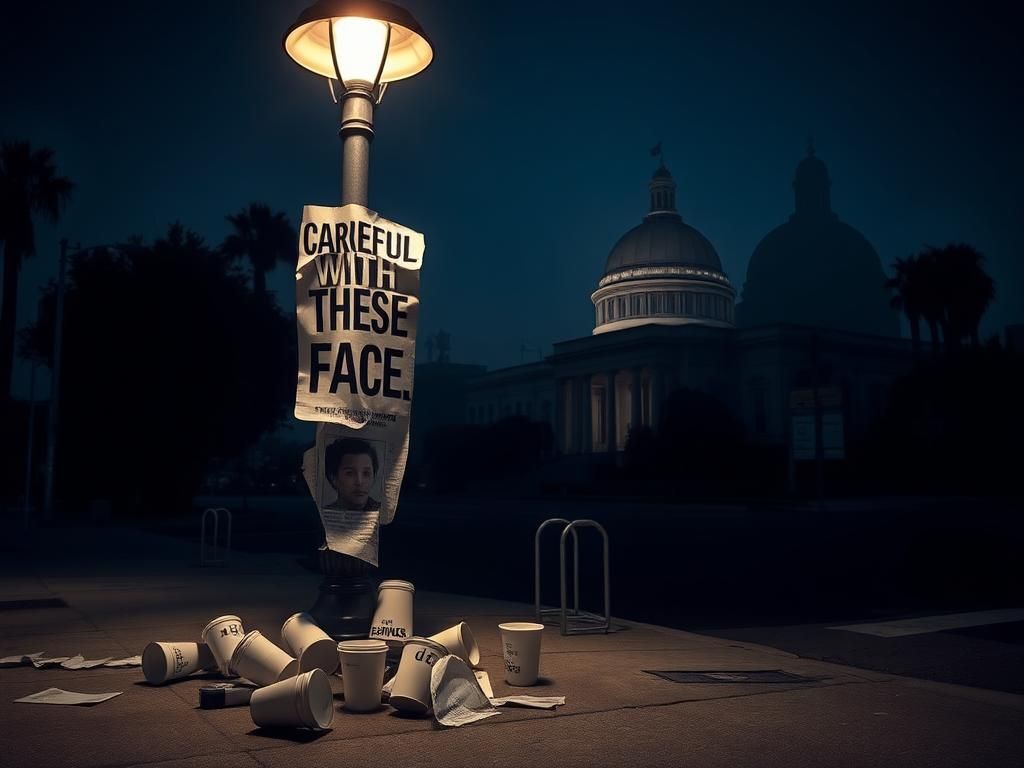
[334,453,374,509]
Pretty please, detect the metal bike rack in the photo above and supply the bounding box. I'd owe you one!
[535,518,611,635]
[200,507,232,565]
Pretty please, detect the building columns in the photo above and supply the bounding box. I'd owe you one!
[606,370,617,453]
[580,375,593,453]
[630,367,643,436]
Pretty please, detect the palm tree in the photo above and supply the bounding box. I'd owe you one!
[901,244,995,355]
[0,141,74,401]
[222,203,295,297]
[887,256,924,357]
[942,243,995,348]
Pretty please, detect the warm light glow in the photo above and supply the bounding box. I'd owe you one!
[284,0,433,85]
[331,17,389,89]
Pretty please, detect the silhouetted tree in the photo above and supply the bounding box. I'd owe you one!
[0,141,74,401]
[938,243,995,349]
[222,203,296,297]
[890,244,995,357]
[888,256,924,357]
[23,224,294,516]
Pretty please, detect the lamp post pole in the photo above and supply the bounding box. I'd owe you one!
[339,87,375,206]
[284,0,433,641]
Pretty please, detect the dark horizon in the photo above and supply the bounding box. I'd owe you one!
[3,0,1022,401]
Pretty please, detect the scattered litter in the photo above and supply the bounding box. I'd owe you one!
[15,688,123,706]
[474,670,494,698]
[31,657,72,669]
[103,656,142,667]
[1,651,141,669]
[0,652,45,667]
[61,655,115,670]
[430,655,500,727]
[489,695,565,710]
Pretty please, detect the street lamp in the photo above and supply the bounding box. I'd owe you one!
[284,0,433,205]
[283,0,432,639]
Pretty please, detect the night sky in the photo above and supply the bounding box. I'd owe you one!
[3,0,1021,403]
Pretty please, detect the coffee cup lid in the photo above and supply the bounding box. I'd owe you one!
[338,639,389,654]
[498,622,545,632]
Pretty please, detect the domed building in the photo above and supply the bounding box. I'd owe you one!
[440,150,914,487]
[592,164,736,333]
[737,145,898,336]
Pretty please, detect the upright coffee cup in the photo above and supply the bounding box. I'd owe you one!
[369,580,414,648]
[499,622,544,686]
[428,622,480,667]
[201,615,245,676]
[388,637,448,715]
[230,630,299,687]
[281,612,339,674]
[337,639,388,712]
[142,642,217,685]
[250,668,334,730]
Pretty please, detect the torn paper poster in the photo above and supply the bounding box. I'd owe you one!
[301,421,409,566]
[0,652,45,668]
[103,656,142,667]
[429,655,501,728]
[15,688,123,705]
[61,656,114,670]
[294,204,424,565]
[294,204,422,426]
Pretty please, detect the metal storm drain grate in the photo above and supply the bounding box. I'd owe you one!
[645,670,823,684]
[0,598,68,611]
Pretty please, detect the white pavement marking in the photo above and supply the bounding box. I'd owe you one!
[828,608,1024,637]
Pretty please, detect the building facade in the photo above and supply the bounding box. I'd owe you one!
[456,149,910,463]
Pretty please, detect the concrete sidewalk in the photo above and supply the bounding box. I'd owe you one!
[1,528,1021,768]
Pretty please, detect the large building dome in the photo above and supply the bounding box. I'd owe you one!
[737,145,898,336]
[592,164,735,334]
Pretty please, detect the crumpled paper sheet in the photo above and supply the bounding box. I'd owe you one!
[490,694,566,709]
[1,652,141,669]
[430,656,501,727]
[0,652,45,667]
[103,656,142,667]
[61,655,114,670]
[14,688,123,705]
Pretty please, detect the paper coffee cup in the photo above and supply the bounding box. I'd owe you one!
[201,615,245,676]
[388,637,447,715]
[337,639,388,712]
[142,641,217,685]
[369,580,415,649]
[281,612,339,675]
[498,622,544,686]
[230,630,299,687]
[428,622,480,667]
[250,668,335,730]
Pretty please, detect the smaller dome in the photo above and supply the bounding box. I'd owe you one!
[793,140,832,216]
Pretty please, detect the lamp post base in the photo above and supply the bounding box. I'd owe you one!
[309,550,377,641]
